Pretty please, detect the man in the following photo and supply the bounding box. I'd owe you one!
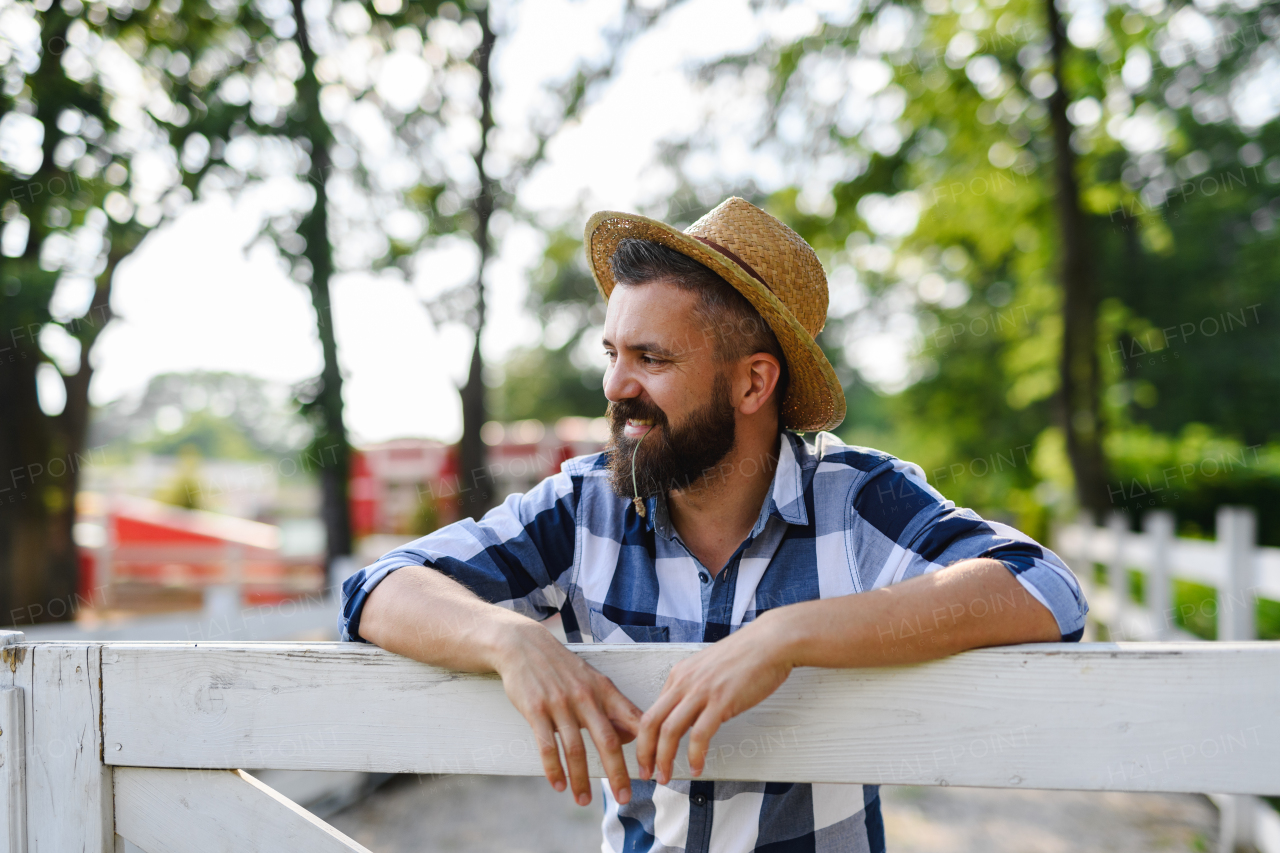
[340,197,1088,853]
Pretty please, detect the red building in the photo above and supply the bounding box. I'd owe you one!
[350,418,609,536]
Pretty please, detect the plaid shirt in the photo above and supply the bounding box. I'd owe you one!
[341,431,1088,853]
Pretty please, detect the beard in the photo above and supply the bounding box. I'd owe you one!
[605,371,738,501]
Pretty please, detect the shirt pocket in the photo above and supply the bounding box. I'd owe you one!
[587,606,670,644]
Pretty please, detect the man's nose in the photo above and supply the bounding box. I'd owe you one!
[603,359,641,403]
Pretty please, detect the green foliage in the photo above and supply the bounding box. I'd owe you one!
[154,446,205,510]
[90,371,309,458]
[493,344,607,424]
[1106,424,1280,545]
[410,490,440,536]
[495,0,1280,551]
[718,0,1280,537]
[145,410,265,460]
[489,227,609,423]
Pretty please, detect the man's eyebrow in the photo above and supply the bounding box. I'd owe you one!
[601,337,682,359]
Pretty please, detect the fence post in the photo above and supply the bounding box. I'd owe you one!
[1144,511,1174,640]
[1217,793,1256,853]
[1106,512,1129,640]
[1215,506,1259,853]
[1217,506,1257,642]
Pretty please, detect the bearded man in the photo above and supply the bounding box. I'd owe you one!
[340,198,1088,853]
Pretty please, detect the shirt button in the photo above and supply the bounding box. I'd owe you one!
[691,793,708,806]
[699,572,710,583]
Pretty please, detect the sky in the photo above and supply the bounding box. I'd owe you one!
[86,0,813,446]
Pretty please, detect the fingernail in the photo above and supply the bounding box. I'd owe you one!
[618,789,631,804]
[553,780,565,792]
[577,793,590,806]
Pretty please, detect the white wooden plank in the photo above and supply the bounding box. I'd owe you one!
[114,767,370,853]
[1144,512,1175,641]
[100,641,1280,795]
[0,688,26,853]
[4,644,112,853]
[1218,507,1257,642]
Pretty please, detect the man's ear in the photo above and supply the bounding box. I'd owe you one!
[737,353,782,417]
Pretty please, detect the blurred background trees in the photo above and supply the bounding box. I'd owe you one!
[494,0,1280,544]
[1,0,160,621]
[2,0,1277,621]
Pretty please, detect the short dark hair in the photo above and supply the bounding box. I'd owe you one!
[608,237,789,408]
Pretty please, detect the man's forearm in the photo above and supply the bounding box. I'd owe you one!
[359,565,544,672]
[761,558,1061,669]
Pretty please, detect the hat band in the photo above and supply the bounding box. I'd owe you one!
[691,235,771,292]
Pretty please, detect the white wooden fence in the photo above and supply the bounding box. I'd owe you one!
[2,629,1278,852]
[1056,506,1280,853]
[1056,506,1280,644]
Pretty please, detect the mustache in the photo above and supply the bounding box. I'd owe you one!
[607,399,669,429]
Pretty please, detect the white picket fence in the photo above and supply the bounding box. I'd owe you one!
[0,629,1277,852]
[1055,506,1280,853]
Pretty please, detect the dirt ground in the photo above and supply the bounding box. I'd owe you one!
[328,774,1219,853]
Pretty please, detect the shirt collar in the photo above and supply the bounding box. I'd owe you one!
[647,431,816,541]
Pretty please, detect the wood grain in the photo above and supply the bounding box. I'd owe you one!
[0,688,25,853]
[1,644,112,852]
[100,641,1280,795]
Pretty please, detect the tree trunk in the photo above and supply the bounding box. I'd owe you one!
[456,7,498,520]
[0,338,50,626]
[0,7,122,626]
[44,251,123,616]
[292,0,353,583]
[1044,0,1111,515]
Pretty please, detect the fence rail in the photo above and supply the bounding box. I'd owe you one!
[3,633,1278,853]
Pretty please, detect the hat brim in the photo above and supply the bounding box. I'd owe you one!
[584,210,846,432]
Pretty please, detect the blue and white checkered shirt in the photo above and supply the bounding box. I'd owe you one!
[341,430,1088,853]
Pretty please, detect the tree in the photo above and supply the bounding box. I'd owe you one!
[400,0,670,517]
[1,0,171,622]
[652,0,1279,533]
[140,0,468,581]
[1043,0,1107,512]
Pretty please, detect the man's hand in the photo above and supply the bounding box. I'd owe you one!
[493,621,643,807]
[635,618,792,784]
[359,566,642,807]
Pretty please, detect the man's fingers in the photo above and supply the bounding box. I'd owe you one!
[530,715,566,793]
[686,707,725,777]
[553,711,594,806]
[604,687,643,745]
[654,696,703,785]
[578,703,633,806]
[636,687,683,779]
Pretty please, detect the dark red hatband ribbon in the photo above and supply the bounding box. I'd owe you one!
[691,235,772,292]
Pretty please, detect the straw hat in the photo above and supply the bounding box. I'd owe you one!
[584,197,846,432]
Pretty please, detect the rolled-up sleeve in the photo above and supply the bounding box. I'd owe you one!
[339,470,579,643]
[852,458,1089,642]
